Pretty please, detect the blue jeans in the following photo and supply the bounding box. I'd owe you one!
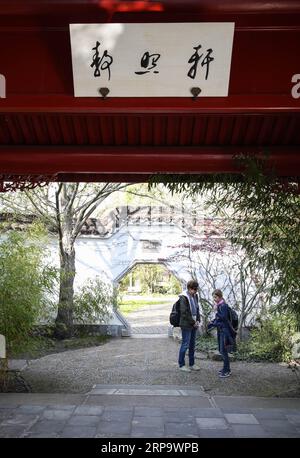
[219,330,233,373]
[178,327,197,367]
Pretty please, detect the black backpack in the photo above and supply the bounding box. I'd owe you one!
[169,298,181,327]
[228,306,239,334]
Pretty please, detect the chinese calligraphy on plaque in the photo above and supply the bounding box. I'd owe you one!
[70,23,234,97]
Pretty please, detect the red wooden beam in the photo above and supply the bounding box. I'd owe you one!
[1,95,300,115]
[1,2,300,101]
[0,145,299,176]
[0,173,151,184]
[0,0,299,183]
[1,1,300,22]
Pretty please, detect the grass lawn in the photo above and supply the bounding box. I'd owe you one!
[119,300,164,314]
[118,295,175,315]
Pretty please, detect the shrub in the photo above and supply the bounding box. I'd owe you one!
[196,334,218,352]
[73,277,116,324]
[0,223,57,354]
[196,313,296,363]
[244,313,296,362]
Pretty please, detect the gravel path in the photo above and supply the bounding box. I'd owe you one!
[19,302,300,397]
[21,336,300,397]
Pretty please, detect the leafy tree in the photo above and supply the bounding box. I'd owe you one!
[0,223,57,353]
[0,183,130,338]
[133,264,168,294]
[119,263,181,295]
[162,238,271,338]
[150,155,300,325]
[1,181,193,339]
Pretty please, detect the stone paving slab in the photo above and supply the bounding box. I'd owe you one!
[17,405,46,414]
[134,407,163,416]
[286,414,300,426]
[224,413,259,424]
[213,395,300,410]
[0,389,299,438]
[231,424,270,438]
[85,395,213,408]
[42,409,74,421]
[89,387,206,396]
[198,429,236,438]
[196,418,228,430]
[88,384,207,397]
[73,405,104,416]
[8,360,29,371]
[116,388,180,396]
[90,383,206,390]
[131,334,169,338]
[60,426,97,438]
[0,393,85,406]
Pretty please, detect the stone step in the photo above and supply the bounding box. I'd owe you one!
[8,360,29,371]
[88,384,207,397]
[131,334,168,338]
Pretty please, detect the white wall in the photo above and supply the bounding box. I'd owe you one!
[72,224,196,287]
[48,223,200,327]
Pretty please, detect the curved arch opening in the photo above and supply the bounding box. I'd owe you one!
[116,261,182,335]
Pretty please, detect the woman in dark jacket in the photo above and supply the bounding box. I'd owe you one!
[208,289,235,378]
[178,280,201,372]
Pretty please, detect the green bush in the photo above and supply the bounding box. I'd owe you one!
[73,277,116,324]
[242,313,296,362]
[196,334,218,352]
[0,223,57,354]
[196,313,296,363]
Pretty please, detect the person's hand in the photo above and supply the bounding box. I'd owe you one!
[194,321,200,328]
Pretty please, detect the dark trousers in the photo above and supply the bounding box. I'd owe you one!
[219,330,233,373]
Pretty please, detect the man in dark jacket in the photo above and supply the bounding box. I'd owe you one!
[208,289,235,378]
[178,280,201,372]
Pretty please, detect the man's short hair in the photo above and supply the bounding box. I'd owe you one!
[187,280,199,290]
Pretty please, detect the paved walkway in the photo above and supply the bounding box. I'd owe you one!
[0,387,300,437]
[126,300,172,335]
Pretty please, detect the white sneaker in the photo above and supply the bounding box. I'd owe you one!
[189,365,200,371]
[179,366,191,372]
